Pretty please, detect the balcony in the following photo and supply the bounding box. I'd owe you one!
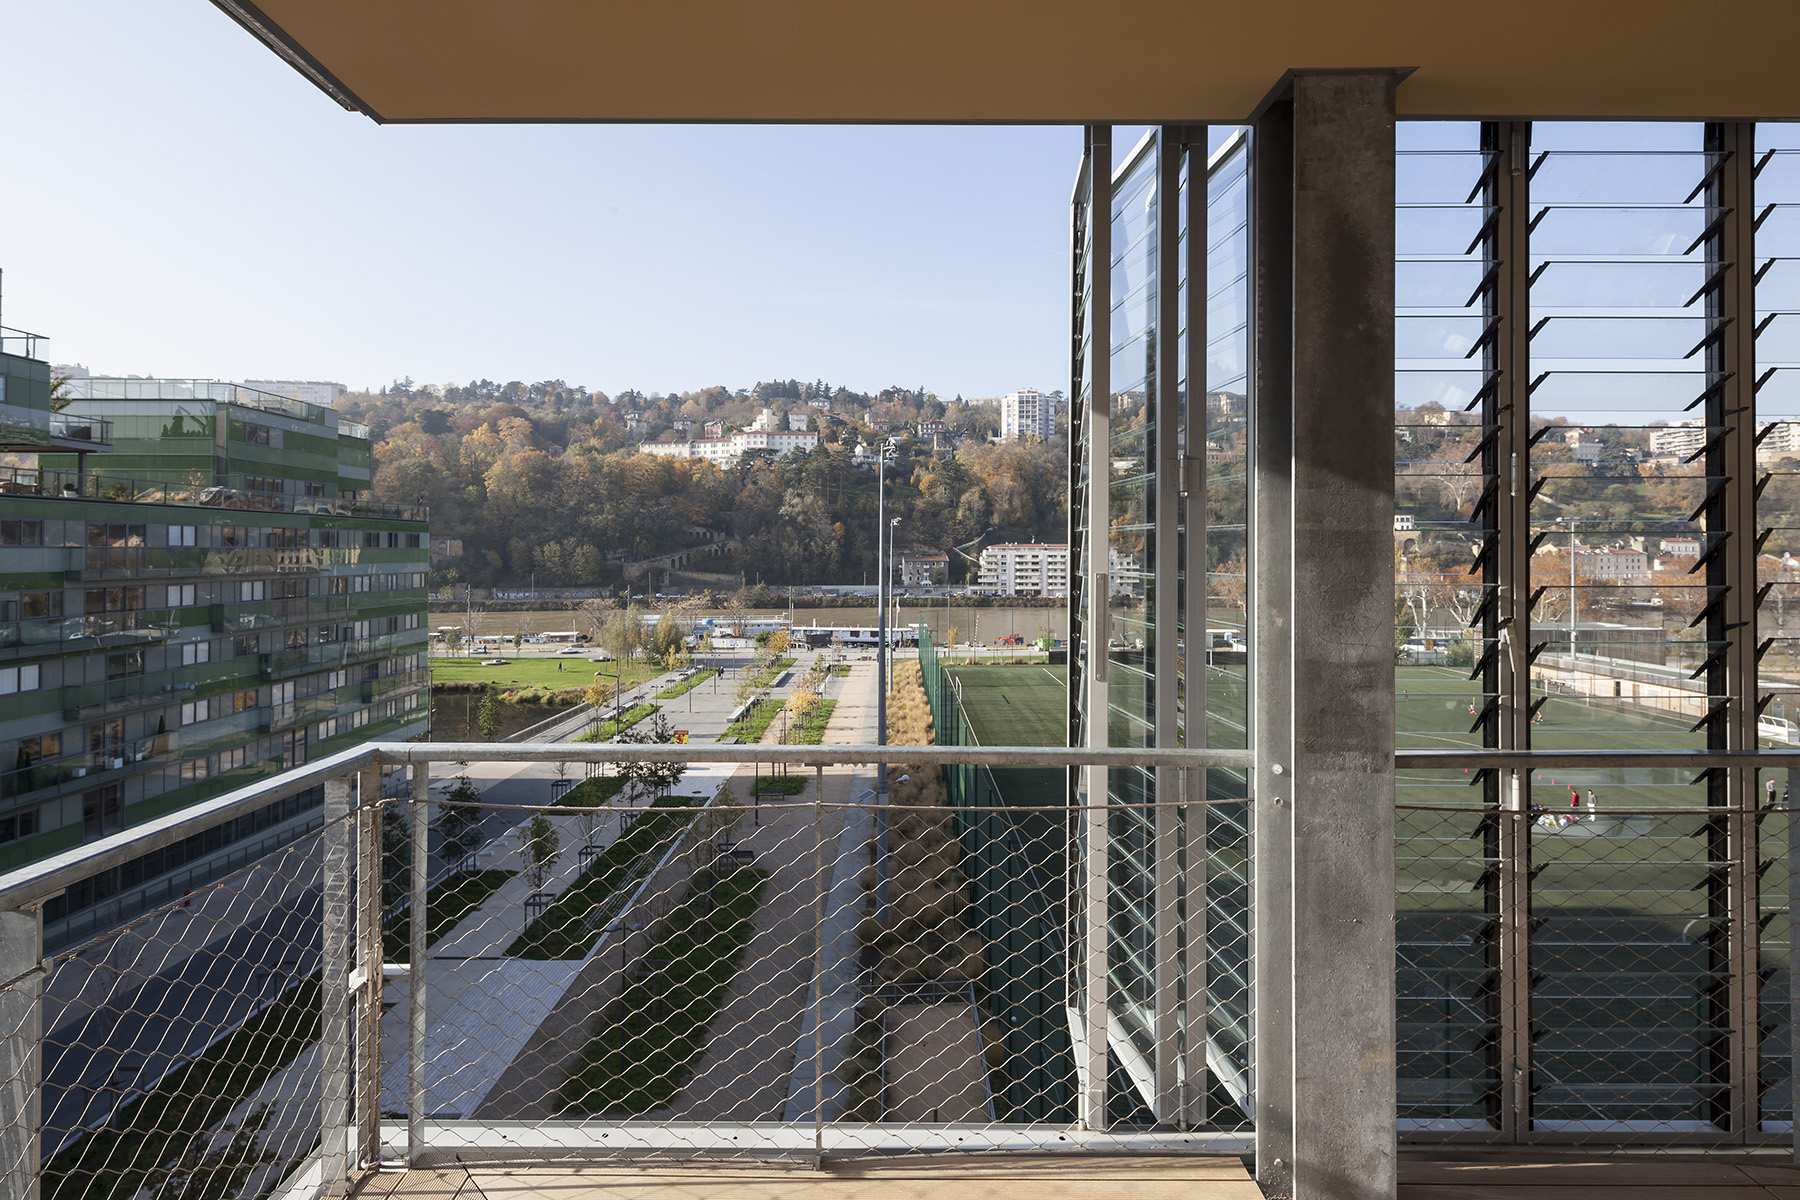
[0,463,427,522]
[0,738,1247,1200]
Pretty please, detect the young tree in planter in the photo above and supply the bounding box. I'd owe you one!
[477,687,504,740]
[523,811,561,891]
[438,775,486,869]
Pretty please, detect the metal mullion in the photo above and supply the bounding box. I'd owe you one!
[408,763,428,1167]
[1709,119,1761,1137]
[1081,122,1113,1133]
[1181,126,1211,1132]
[1488,119,1535,1142]
[1152,125,1184,1122]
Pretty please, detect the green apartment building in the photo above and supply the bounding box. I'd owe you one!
[0,339,427,950]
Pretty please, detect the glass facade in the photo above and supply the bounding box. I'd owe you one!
[1070,126,1253,1130]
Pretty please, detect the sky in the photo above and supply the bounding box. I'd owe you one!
[2,3,1089,400]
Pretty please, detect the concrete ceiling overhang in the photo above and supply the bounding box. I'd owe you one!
[214,0,1800,124]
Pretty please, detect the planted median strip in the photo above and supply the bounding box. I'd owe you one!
[383,867,517,960]
[559,864,768,1115]
[508,792,703,960]
[574,702,659,743]
[655,668,721,700]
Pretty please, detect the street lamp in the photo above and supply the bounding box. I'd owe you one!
[875,440,898,921]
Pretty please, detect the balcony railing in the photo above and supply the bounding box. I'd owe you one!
[0,464,426,522]
[0,740,1252,1200]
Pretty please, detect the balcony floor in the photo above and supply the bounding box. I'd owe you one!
[349,1155,1263,1200]
[348,1152,1800,1199]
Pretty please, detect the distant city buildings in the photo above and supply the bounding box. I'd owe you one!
[1000,388,1057,442]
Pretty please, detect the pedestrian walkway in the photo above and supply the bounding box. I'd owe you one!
[666,662,877,1121]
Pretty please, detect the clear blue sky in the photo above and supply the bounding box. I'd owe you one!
[2,2,1088,399]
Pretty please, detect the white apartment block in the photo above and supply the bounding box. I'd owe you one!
[636,428,819,465]
[1000,388,1057,442]
[241,379,347,407]
[1649,418,1706,457]
[977,542,1069,597]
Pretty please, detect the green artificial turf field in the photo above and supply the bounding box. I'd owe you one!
[946,663,1068,746]
[430,656,660,692]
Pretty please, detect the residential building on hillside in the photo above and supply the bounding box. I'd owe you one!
[1574,547,1650,581]
[897,553,948,588]
[1000,388,1056,442]
[1650,418,1706,457]
[976,542,1069,597]
[635,428,818,465]
[6,367,428,950]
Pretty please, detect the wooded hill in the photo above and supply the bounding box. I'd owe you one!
[346,378,1068,589]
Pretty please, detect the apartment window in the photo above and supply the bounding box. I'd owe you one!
[238,580,267,602]
[217,745,250,772]
[232,688,257,713]
[272,681,295,705]
[167,583,198,607]
[179,757,210,783]
[0,810,39,844]
[86,523,147,570]
[303,481,325,498]
[106,651,145,680]
[352,576,371,593]
[85,587,145,615]
[244,423,282,449]
[221,526,246,547]
[327,669,348,690]
[245,474,283,495]
[81,786,122,841]
[0,520,44,546]
[232,634,259,657]
[404,532,422,548]
[180,698,211,726]
[316,717,341,741]
[328,576,349,595]
[281,729,306,769]
[168,524,198,547]
[362,531,380,548]
[20,592,62,620]
[0,665,41,695]
[179,642,211,667]
[18,733,60,767]
[318,530,340,548]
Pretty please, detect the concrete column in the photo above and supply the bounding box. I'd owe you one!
[1252,69,1402,1200]
[320,774,353,1194]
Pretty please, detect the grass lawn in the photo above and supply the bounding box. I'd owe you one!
[556,775,630,808]
[508,792,702,959]
[383,868,517,960]
[559,865,768,1115]
[573,702,660,743]
[432,656,660,692]
[723,698,782,743]
[744,656,798,689]
[785,698,836,744]
[655,668,721,700]
[753,774,807,796]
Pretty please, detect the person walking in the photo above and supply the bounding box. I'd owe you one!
[1586,789,1597,823]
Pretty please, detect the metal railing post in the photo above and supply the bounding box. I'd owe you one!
[0,907,42,1200]
[813,764,826,1160]
[409,763,429,1165]
[320,774,353,1194]
[355,765,384,1168]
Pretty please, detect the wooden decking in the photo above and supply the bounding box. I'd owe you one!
[349,1152,1800,1199]
[350,1156,1262,1200]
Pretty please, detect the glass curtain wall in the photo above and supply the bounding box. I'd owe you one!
[1398,118,1788,1146]
[1070,125,1253,1133]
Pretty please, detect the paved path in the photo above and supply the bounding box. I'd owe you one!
[663,663,875,1121]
